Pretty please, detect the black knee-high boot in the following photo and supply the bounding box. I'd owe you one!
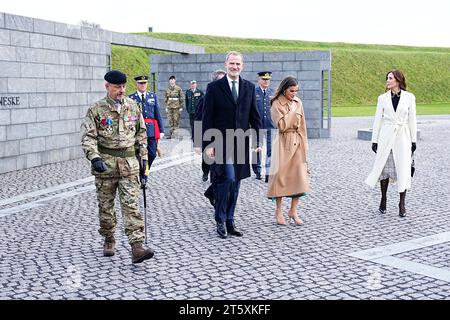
[379,178,389,214]
[399,191,406,217]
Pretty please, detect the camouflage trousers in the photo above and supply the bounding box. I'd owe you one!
[94,175,145,245]
[167,107,181,136]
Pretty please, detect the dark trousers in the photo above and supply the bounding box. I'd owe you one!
[202,158,210,176]
[251,129,273,175]
[189,113,195,137]
[203,161,216,202]
[213,163,240,226]
[147,137,157,169]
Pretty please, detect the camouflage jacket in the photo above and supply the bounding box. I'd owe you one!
[164,85,184,109]
[80,95,148,169]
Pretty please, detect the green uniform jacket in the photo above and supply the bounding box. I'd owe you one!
[165,85,184,109]
[185,89,204,114]
[80,95,148,177]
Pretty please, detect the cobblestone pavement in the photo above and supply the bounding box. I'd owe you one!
[1,116,449,300]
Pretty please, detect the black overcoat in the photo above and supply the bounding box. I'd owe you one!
[202,76,262,180]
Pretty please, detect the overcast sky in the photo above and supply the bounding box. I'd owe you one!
[2,0,449,47]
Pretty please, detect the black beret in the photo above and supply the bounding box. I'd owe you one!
[104,70,127,84]
[134,75,149,82]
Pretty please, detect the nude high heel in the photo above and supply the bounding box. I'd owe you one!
[275,209,286,226]
[288,210,304,226]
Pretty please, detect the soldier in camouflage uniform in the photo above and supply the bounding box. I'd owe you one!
[80,70,154,264]
[164,75,184,138]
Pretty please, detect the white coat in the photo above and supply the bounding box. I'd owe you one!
[365,90,417,192]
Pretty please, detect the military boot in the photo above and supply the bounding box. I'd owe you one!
[131,242,154,263]
[103,236,116,257]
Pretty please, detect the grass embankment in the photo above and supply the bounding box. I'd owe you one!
[111,32,450,115]
[332,103,450,117]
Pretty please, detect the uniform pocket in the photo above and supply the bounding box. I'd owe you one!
[121,157,139,176]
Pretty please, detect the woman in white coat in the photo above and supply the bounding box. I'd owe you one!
[365,70,417,217]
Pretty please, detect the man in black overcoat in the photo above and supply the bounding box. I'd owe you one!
[202,51,262,239]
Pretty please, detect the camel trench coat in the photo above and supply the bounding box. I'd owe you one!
[365,90,417,192]
[267,95,309,198]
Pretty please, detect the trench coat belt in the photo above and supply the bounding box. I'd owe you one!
[385,120,408,126]
[280,128,302,152]
[385,121,408,134]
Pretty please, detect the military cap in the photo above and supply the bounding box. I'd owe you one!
[104,70,127,84]
[257,71,272,79]
[190,80,197,84]
[134,75,149,83]
[169,75,176,80]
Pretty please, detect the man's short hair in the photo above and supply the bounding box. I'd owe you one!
[225,51,243,63]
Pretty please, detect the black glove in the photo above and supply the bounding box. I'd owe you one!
[139,160,148,185]
[372,143,378,153]
[411,142,416,153]
[91,157,107,173]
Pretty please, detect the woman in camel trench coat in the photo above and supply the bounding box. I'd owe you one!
[267,76,309,226]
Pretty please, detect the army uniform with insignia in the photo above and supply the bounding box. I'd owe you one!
[164,75,184,138]
[253,71,276,182]
[81,70,154,263]
[129,75,165,170]
[185,80,204,136]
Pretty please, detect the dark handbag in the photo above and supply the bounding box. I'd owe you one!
[411,154,415,177]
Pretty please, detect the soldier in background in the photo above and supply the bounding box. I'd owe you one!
[185,80,204,136]
[80,70,154,264]
[253,71,276,182]
[164,75,184,138]
[129,75,165,171]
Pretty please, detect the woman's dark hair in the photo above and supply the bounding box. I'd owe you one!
[271,76,299,105]
[385,69,407,91]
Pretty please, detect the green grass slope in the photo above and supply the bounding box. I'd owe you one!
[112,33,450,106]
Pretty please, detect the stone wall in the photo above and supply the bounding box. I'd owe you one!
[151,51,332,139]
[0,12,204,174]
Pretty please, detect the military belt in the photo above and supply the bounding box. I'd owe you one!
[98,145,135,158]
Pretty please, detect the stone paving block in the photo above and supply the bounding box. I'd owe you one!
[0,116,449,299]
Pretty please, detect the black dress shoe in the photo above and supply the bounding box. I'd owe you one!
[216,223,227,238]
[202,173,208,182]
[255,174,262,180]
[226,224,243,237]
[378,207,386,214]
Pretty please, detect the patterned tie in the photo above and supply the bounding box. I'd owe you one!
[231,80,238,103]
